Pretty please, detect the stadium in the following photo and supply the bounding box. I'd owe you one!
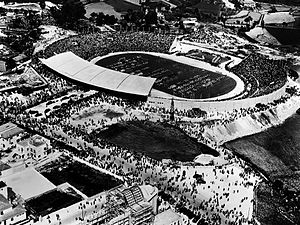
[39,32,289,113]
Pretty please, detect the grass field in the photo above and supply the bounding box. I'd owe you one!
[96,53,236,99]
[40,156,122,197]
[93,120,219,162]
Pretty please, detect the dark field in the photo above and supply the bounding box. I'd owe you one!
[96,53,236,99]
[93,120,219,162]
[40,157,122,197]
[26,189,82,217]
[225,113,300,179]
[266,26,300,45]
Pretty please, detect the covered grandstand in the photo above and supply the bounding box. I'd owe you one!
[40,52,156,96]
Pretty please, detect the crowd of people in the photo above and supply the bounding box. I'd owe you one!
[40,31,175,61]
[183,26,245,51]
[37,29,290,101]
[231,53,288,98]
[0,28,298,225]
[0,65,296,225]
[14,97,259,225]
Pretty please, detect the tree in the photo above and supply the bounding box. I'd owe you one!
[145,9,157,26]
[39,0,46,10]
[51,0,86,29]
[39,0,46,21]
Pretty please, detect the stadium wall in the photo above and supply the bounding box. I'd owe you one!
[147,83,288,113]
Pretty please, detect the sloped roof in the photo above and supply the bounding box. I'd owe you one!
[41,52,156,96]
[264,12,295,24]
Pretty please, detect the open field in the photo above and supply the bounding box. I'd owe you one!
[96,53,236,99]
[225,113,300,180]
[40,156,122,197]
[93,120,219,162]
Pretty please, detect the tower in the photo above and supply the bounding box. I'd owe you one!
[170,98,175,121]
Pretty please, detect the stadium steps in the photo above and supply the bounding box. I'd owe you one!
[123,189,135,206]
[131,186,144,203]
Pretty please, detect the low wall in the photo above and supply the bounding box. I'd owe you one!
[147,83,288,113]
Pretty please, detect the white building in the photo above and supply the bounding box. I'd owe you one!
[16,134,51,161]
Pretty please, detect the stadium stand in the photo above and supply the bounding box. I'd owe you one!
[40,52,156,96]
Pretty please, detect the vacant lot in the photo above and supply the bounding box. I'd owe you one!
[93,120,219,162]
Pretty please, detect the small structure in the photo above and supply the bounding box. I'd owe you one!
[154,208,183,225]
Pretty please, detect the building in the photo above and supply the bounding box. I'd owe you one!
[241,0,256,8]
[0,123,24,152]
[225,10,261,28]
[0,44,16,72]
[0,181,27,225]
[91,185,158,225]
[16,134,51,161]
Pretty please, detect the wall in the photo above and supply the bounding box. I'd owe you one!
[147,83,287,113]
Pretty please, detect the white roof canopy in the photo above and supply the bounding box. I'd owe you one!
[41,52,156,96]
[264,12,295,24]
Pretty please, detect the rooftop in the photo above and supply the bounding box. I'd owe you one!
[17,134,48,148]
[0,194,11,212]
[41,52,156,96]
[154,209,181,225]
[26,189,82,217]
[29,135,47,147]
[0,123,24,139]
[1,167,56,200]
[264,12,295,25]
[0,181,6,188]
[0,205,26,221]
[0,162,11,172]
[0,44,16,60]
[17,139,29,147]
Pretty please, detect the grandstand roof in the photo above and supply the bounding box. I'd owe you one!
[264,12,295,25]
[40,52,156,96]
